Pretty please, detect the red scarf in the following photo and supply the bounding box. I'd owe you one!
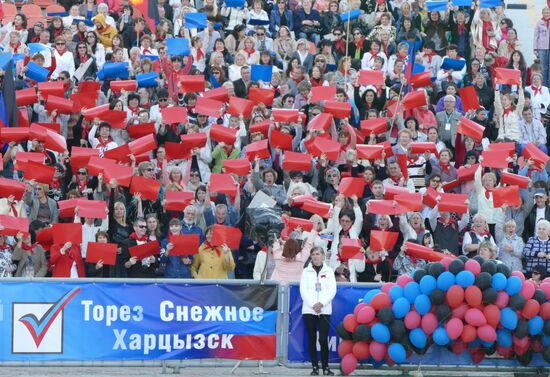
[223,144,234,156]
[440,162,451,173]
[382,42,389,56]
[370,51,379,60]
[484,188,492,199]
[365,256,382,265]
[503,107,513,116]
[10,202,18,217]
[457,23,466,36]
[21,242,37,253]
[438,216,456,229]
[9,41,21,53]
[532,85,542,96]
[482,20,493,50]
[204,241,221,256]
[507,41,516,52]
[142,48,152,55]
[128,105,140,115]
[50,178,60,191]
[335,39,345,54]
[130,232,148,242]
[544,17,550,30]
[56,47,68,56]
[78,178,89,193]
[243,47,256,58]
[353,37,365,50]
[390,175,401,185]
[97,136,113,149]
[476,230,490,238]
[196,48,204,62]
[79,53,89,64]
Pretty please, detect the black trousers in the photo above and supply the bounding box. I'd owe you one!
[303,314,331,369]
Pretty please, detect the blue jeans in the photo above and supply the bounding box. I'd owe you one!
[538,49,550,87]
[518,143,548,155]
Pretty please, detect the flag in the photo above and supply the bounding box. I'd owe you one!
[404,43,417,92]
[0,61,18,127]
[129,0,160,34]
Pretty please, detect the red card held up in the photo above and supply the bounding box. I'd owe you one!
[481,150,510,169]
[307,113,333,132]
[310,86,336,103]
[129,240,161,260]
[438,193,468,214]
[70,92,98,112]
[45,95,74,114]
[492,185,521,208]
[226,97,255,118]
[102,163,133,187]
[211,224,242,249]
[397,154,409,180]
[110,80,137,92]
[181,132,207,150]
[495,68,521,85]
[338,177,365,198]
[457,163,479,183]
[223,158,251,176]
[164,190,194,211]
[165,141,191,161]
[301,199,331,219]
[458,117,484,142]
[249,120,270,137]
[410,142,439,156]
[442,179,461,192]
[128,133,157,155]
[394,192,423,211]
[169,234,200,256]
[45,129,67,153]
[0,215,29,236]
[195,96,224,118]
[367,200,407,215]
[104,143,131,164]
[423,187,439,208]
[500,172,529,189]
[78,199,108,219]
[290,195,316,207]
[404,241,453,262]
[210,123,237,145]
[17,161,55,183]
[130,176,160,201]
[284,216,314,232]
[488,142,516,156]
[356,144,384,160]
[282,151,311,171]
[358,69,385,86]
[402,90,427,110]
[458,86,480,112]
[58,198,79,218]
[179,75,205,92]
[85,242,117,265]
[360,118,388,135]
[272,108,300,123]
[0,177,26,200]
[52,223,83,245]
[340,238,364,260]
[410,72,432,88]
[37,81,64,99]
[161,106,189,125]
[370,230,399,251]
[36,226,54,250]
[78,81,101,93]
[383,184,410,200]
[16,87,38,106]
[523,143,550,169]
[209,173,238,197]
[269,128,294,150]
[248,88,275,106]
[304,137,340,161]
[323,101,352,118]
[0,127,29,143]
[245,139,270,161]
[128,123,156,139]
[15,151,44,165]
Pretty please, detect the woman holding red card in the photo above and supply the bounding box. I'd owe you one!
[50,241,86,278]
[271,229,317,285]
[191,226,235,279]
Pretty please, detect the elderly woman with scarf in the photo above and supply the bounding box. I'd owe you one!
[428,196,470,255]
[12,230,47,278]
[472,7,500,53]
[427,149,457,186]
[191,226,235,279]
[463,213,497,258]
[362,213,401,259]
[74,41,98,79]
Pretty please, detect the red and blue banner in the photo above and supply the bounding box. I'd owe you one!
[0,281,278,361]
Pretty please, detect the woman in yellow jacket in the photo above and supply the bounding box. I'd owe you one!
[92,13,117,48]
[191,226,235,279]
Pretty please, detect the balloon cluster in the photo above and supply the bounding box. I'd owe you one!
[337,256,550,375]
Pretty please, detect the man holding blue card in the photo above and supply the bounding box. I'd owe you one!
[436,45,467,92]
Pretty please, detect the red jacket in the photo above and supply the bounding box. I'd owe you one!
[50,244,85,278]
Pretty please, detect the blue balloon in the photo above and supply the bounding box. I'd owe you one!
[371,323,391,344]
[414,294,432,316]
[403,282,421,304]
[506,276,522,296]
[491,273,507,291]
[433,328,450,346]
[528,316,544,336]
[437,271,455,291]
[389,285,404,303]
[480,340,494,348]
[419,275,437,295]
[470,338,481,348]
[456,270,475,288]
[496,329,512,347]
[363,289,381,304]
[500,307,518,330]
[543,335,550,347]
[409,328,427,349]
[392,297,411,319]
[388,343,407,364]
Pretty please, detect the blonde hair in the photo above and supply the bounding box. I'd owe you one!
[478,241,497,259]
[114,201,127,226]
[503,219,516,232]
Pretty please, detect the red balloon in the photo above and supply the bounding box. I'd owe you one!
[461,324,477,343]
[341,354,358,376]
[338,340,354,358]
[445,318,464,340]
[404,310,421,329]
[446,285,465,309]
[352,341,370,360]
[450,340,467,355]
[452,303,468,320]
[353,303,367,317]
[513,335,529,348]
[421,313,438,335]
[477,325,496,342]
[496,345,513,358]
[371,293,392,310]
[356,305,376,324]
[514,344,529,356]
[540,302,550,320]
[369,341,387,362]
[520,280,536,300]
[381,282,395,293]
[396,275,414,287]
[464,259,481,276]
[495,291,510,309]
[540,282,550,299]
[343,314,358,333]
[465,286,482,307]
[465,308,486,327]
[521,299,540,319]
[511,271,525,281]
[441,256,454,270]
[483,304,500,328]
[471,349,485,364]
[532,338,543,353]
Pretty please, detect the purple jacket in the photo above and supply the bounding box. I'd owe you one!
[534,19,550,50]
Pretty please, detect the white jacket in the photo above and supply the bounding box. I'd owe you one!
[51,49,75,79]
[300,262,337,315]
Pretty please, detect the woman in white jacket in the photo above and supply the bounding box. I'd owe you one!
[300,246,337,376]
[326,195,365,282]
[51,36,76,79]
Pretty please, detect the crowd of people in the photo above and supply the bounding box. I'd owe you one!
[0,0,548,289]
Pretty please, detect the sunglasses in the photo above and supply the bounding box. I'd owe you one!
[78,46,87,49]
[145,168,154,172]
[56,42,66,46]
[137,225,147,229]
[333,33,342,36]
[256,33,264,36]
[158,98,168,102]
[533,271,541,275]
[431,179,441,183]
[78,171,87,175]
[328,174,338,178]
[354,32,361,35]
[190,172,200,177]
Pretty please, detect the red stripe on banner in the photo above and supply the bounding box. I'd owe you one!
[215,335,276,360]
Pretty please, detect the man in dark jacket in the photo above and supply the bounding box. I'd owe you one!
[121,217,160,278]
[523,189,550,242]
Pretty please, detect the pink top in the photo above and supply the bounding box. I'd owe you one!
[270,231,316,285]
